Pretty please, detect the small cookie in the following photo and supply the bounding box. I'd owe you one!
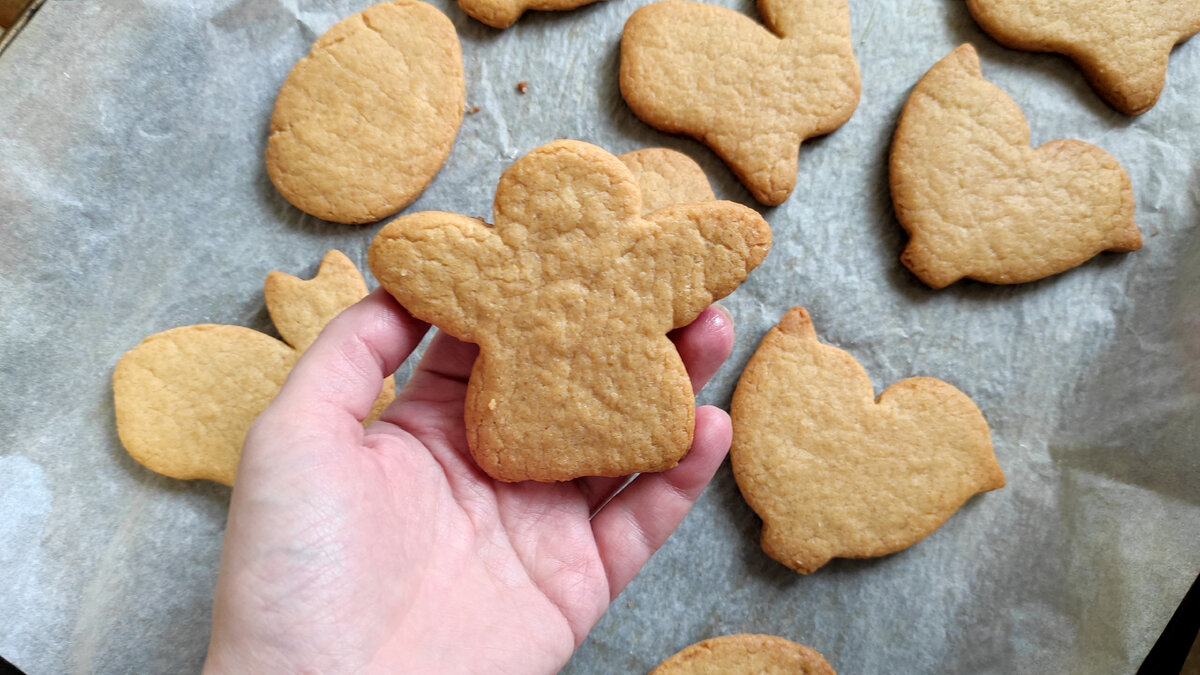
[266,1,464,224]
[967,0,1200,115]
[731,307,1005,574]
[651,634,835,675]
[459,0,596,29]
[369,139,771,482]
[113,251,395,485]
[620,0,860,205]
[890,44,1141,289]
[618,148,715,213]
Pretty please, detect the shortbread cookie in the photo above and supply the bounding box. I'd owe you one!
[890,44,1141,289]
[113,251,395,485]
[620,0,860,205]
[619,148,715,213]
[967,0,1200,115]
[266,1,464,224]
[651,634,835,675]
[369,139,771,482]
[731,307,1005,574]
[459,0,596,29]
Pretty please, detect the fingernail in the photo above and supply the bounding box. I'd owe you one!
[710,302,733,326]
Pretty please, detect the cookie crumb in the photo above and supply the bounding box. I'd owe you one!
[516,81,529,94]
[466,106,481,114]
[626,601,633,608]
[488,398,497,410]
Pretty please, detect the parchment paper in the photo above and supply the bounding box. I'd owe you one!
[1,0,1198,672]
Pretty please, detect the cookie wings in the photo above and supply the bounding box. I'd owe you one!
[890,44,1141,288]
[968,0,1200,115]
[620,0,860,206]
[369,140,771,481]
[731,308,1004,574]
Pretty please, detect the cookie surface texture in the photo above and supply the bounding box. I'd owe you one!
[369,139,771,482]
[458,0,596,29]
[651,634,835,675]
[113,251,395,485]
[967,0,1200,115]
[620,0,860,206]
[266,0,464,224]
[890,44,1141,289]
[730,307,1005,574]
[619,148,715,213]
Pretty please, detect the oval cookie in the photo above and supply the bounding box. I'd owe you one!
[651,634,835,674]
[890,44,1141,288]
[369,140,770,482]
[459,0,598,29]
[113,251,395,485]
[731,307,1005,574]
[266,1,465,224]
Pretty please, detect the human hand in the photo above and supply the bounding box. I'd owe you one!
[204,288,736,674]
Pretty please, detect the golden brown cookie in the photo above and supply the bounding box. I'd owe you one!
[651,634,835,675]
[369,139,771,482]
[890,44,1141,289]
[731,307,1005,574]
[967,0,1200,115]
[620,0,860,206]
[266,1,464,224]
[113,251,395,485]
[458,0,596,29]
[619,148,715,214]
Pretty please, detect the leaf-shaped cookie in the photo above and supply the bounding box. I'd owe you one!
[620,0,860,206]
[890,44,1141,289]
[266,1,464,224]
[369,139,771,482]
[458,0,596,29]
[731,307,1005,574]
[113,251,395,485]
[967,0,1200,115]
[652,634,835,675]
[618,147,715,213]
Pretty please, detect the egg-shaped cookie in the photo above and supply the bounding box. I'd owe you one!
[266,1,465,224]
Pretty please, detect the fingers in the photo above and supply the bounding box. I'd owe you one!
[264,288,429,433]
[588,405,732,599]
[391,330,480,408]
[669,304,734,394]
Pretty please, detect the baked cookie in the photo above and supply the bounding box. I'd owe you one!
[459,0,596,29]
[620,0,860,206]
[967,0,1200,115]
[731,307,1005,574]
[369,139,770,482]
[890,44,1141,289]
[618,148,715,213]
[266,0,464,224]
[113,251,395,485]
[651,634,835,675]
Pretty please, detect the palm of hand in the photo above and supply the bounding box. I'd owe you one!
[205,290,733,674]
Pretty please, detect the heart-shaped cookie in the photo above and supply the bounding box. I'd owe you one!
[731,307,1005,574]
[620,0,860,206]
[967,0,1200,115]
[369,139,771,482]
[618,147,715,214]
[113,251,394,485]
[890,44,1141,289]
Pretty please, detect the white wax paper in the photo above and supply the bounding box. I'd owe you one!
[1,0,1198,672]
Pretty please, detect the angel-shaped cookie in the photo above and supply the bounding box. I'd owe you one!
[890,45,1141,288]
[113,251,395,485]
[620,0,860,205]
[369,140,771,482]
[731,308,1005,574]
[968,0,1200,115]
